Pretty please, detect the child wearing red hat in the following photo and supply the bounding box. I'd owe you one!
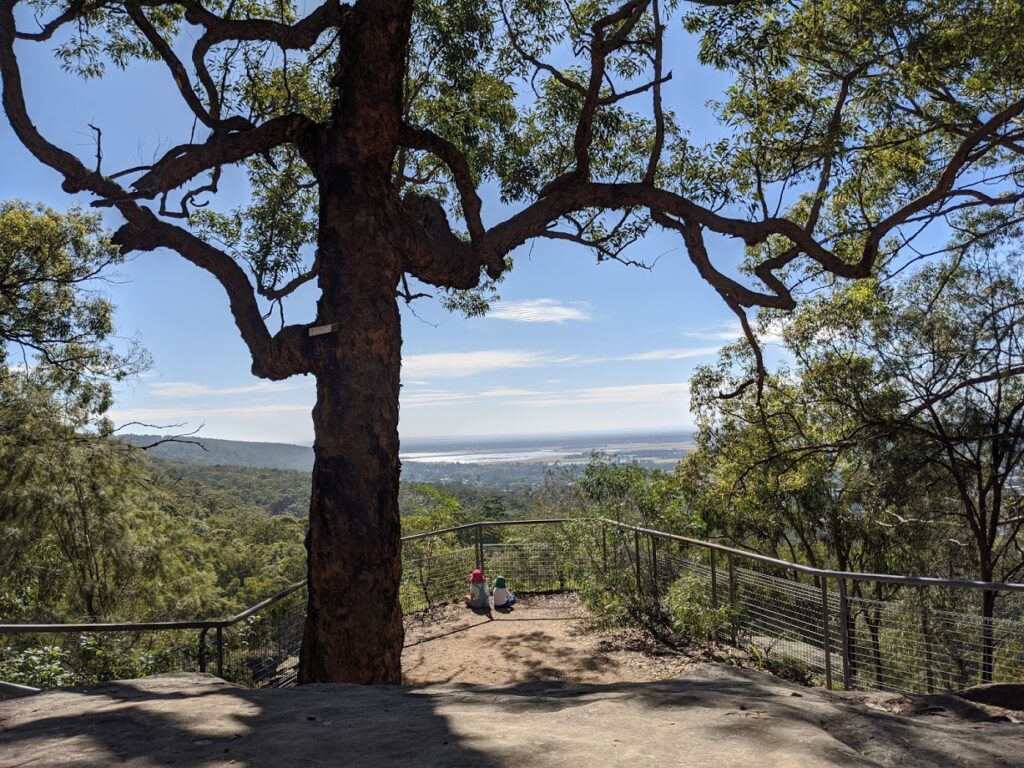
[463,568,490,609]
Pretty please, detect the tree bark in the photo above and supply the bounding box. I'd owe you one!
[298,185,406,684]
[293,0,412,686]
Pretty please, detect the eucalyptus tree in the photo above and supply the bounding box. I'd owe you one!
[0,202,158,623]
[3,0,1022,682]
[0,200,143,542]
[681,336,917,583]
[790,257,1024,680]
[691,254,1024,681]
[0,201,141,405]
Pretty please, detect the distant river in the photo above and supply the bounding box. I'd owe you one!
[400,449,583,464]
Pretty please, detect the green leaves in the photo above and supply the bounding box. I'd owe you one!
[0,201,147,420]
[191,148,318,299]
[685,248,1024,585]
[685,0,1024,285]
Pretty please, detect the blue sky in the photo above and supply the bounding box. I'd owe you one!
[0,10,777,443]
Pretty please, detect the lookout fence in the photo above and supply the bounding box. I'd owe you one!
[2,518,1022,696]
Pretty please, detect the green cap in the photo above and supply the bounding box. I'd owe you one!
[493,575,507,589]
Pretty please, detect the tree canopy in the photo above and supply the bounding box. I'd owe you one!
[684,250,1024,680]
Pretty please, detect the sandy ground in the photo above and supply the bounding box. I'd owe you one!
[3,594,1023,767]
[402,593,695,686]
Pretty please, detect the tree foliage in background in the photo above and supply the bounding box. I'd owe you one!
[0,201,144,393]
[0,203,307,632]
[684,252,1024,681]
[0,201,157,622]
[3,0,1022,682]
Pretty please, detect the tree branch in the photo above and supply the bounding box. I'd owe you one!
[121,114,311,200]
[111,207,311,379]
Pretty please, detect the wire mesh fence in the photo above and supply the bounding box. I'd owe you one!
[0,522,576,692]
[400,543,477,612]
[3,518,1023,697]
[219,589,307,688]
[594,521,1024,693]
[841,592,1024,693]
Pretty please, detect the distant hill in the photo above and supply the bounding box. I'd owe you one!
[119,431,692,491]
[157,460,312,517]
[120,434,314,471]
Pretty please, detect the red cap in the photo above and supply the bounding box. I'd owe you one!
[470,569,484,583]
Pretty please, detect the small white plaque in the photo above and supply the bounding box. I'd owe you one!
[308,323,340,337]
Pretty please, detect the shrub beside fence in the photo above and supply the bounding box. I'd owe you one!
[3,517,1023,696]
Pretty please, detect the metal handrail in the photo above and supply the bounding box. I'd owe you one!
[2,516,1023,695]
[0,519,572,635]
[400,518,573,542]
[4,516,1022,636]
[0,680,41,698]
[0,582,309,635]
[597,519,1024,594]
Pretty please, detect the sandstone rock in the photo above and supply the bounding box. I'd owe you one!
[2,665,1022,768]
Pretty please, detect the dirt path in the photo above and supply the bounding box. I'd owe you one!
[402,593,695,686]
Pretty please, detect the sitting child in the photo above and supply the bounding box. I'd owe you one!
[491,575,516,609]
[463,568,490,609]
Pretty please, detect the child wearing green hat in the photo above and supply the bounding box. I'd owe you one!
[491,575,516,609]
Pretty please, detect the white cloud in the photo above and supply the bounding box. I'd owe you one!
[681,321,743,342]
[400,387,545,408]
[403,350,565,378]
[618,346,722,362]
[489,299,591,324]
[402,390,475,408]
[760,317,788,345]
[681,319,785,345]
[402,343,722,381]
[513,382,691,409]
[149,380,298,399]
[110,403,311,422]
[480,387,542,397]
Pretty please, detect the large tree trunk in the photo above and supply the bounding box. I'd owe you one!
[298,188,406,684]
[296,0,412,685]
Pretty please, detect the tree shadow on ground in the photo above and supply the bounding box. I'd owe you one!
[437,666,1021,768]
[3,667,1020,767]
[0,673,502,767]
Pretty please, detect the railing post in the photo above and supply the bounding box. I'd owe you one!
[198,628,208,673]
[820,578,833,691]
[838,578,852,690]
[727,553,737,644]
[216,626,224,678]
[919,587,935,694]
[634,529,642,597]
[650,534,658,591]
[710,550,718,609]
[601,523,608,574]
[475,523,484,571]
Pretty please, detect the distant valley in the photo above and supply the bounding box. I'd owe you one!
[121,431,694,490]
